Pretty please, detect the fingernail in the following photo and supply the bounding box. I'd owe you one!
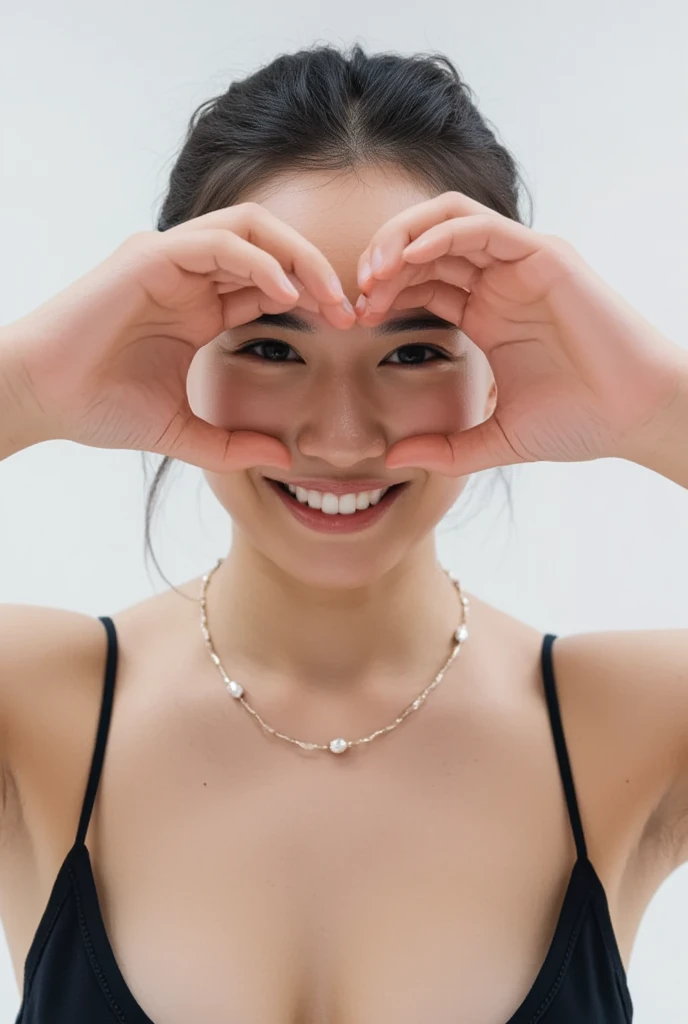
[358,259,371,288]
[371,247,384,273]
[329,273,345,299]
[342,297,355,316]
[280,272,300,297]
[355,294,367,315]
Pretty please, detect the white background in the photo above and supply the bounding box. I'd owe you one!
[1,0,687,1020]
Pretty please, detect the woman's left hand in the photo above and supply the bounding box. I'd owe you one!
[355,191,688,475]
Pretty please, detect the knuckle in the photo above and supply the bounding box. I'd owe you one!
[440,191,461,209]
[236,200,265,218]
[543,233,576,254]
[542,233,581,263]
[220,202,263,233]
[444,190,472,208]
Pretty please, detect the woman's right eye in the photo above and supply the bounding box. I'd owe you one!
[235,340,301,362]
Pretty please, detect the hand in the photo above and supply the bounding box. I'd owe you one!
[354,191,687,475]
[3,203,354,471]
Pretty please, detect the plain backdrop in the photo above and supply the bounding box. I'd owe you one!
[1,0,687,1020]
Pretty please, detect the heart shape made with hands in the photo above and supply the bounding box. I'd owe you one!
[328,189,686,477]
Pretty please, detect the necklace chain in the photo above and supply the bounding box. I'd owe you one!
[199,557,470,755]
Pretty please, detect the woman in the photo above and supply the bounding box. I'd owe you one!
[1,42,686,1024]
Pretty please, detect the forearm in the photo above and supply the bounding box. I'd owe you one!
[621,351,688,489]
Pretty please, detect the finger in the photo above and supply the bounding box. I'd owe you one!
[157,417,292,474]
[168,203,351,311]
[219,282,353,330]
[401,215,542,268]
[357,254,478,313]
[385,415,529,477]
[163,229,305,305]
[212,271,320,312]
[357,190,503,289]
[206,250,355,329]
[356,280,471,329]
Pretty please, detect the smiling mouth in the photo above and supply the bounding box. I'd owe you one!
[268,478,407,504]
[263,476,410,528]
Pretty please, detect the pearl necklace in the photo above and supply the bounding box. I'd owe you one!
[199,557,470,755]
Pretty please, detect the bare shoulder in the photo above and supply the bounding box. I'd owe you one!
[0,582,198,834]
[0,602,108,675]
[548,627,688,872]
[0,603,109,723]
[467,597,688,879]
[0,605,108,786]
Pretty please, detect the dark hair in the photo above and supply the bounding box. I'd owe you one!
[144,42,532,586]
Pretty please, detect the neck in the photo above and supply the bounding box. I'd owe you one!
[202,532,465,701]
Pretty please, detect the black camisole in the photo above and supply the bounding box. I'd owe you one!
[15,618,634,1022]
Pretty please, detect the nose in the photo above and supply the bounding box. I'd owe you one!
[295,374,388,467]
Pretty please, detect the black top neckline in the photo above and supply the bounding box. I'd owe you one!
[16,620,634,1024]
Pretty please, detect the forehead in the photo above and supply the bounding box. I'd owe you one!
[242,166,433,277]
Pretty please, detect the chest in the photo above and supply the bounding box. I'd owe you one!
[80,671,627,1024]
[7,637,649,1024]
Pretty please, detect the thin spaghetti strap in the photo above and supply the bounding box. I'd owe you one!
[541,633,588,862]
[74,616,118,848]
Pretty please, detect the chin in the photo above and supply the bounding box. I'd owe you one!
[206,470,467,589]
[254,542,418,591]
[278,544,413,585]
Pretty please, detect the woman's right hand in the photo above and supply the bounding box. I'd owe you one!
[0,204,354,471]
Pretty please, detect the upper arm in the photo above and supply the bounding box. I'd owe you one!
[563,628,688,872]
[641,629,688,868]
[0,604,107,834]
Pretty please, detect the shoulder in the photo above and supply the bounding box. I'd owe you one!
[0,600,107,652]
[0,603,109,697]
[0,603,109,712]
[0,582,201,845]
[0,603,111,748]
[551,628,688,871]
[469,601,688,874]
[0,605,108,831]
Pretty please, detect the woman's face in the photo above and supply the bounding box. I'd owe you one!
[189,166,496,588]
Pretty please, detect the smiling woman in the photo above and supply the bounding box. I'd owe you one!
[7,34,688,1024]
[181,210,495,587]
[143,42,526,591]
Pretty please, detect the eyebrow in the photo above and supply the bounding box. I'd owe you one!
[239,311,459,336]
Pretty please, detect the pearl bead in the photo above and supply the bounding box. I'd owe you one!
[329,738,349,754]
[227,680,244,698]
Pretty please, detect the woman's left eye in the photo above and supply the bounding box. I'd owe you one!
[385,344,450,365]
[235,341,451,365]
[236,341,300,362]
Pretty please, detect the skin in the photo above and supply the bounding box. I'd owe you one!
[184,165,496,697]
[1,165,686,1024]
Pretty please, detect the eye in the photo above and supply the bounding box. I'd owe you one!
[236,340,300,362]
[385,344,452,366]
[233,341,453,365]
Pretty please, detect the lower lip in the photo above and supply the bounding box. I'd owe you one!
[264,479,408,533]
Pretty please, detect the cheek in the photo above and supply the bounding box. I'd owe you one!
[380,372,479,436]
[203,466,254,522]
[186,343,302,431]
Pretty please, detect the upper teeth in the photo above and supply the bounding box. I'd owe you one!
[286,485,389,515]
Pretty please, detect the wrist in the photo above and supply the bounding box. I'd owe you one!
[0,326,54,460]
[618,349,688,488]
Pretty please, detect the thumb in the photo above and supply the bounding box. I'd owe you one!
[385,415,525,476]
[154,415,292,474]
